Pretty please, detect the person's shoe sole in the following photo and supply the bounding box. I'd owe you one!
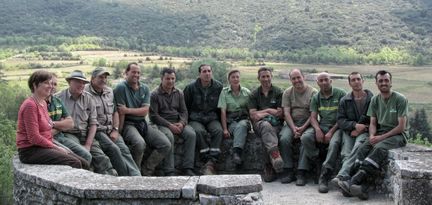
[338,180,352,195]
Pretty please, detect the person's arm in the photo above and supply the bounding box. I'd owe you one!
[149,92,172,127]
[84,124,97,151]
[337,98,357,132]
[220,108,230,138]
[109,111,120,141]
[84,98,98,150]
[310,111,324,143]
[53,116,74,131]
[284,107,296,131]
[117,105,149,117]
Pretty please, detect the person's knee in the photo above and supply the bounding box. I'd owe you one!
[279,133,293,145]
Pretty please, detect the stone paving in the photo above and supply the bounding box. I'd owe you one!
[262,181,392,205]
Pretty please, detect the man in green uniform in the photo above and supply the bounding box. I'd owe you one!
[279,69,318,184]
[339,70,408,200]
[183,64,223,175]
[308,72,346,191]
[113,62,172,176]
[150,68,197,176]
[56,70,116,175]
[248,67,284,182]
[86,67,140,176]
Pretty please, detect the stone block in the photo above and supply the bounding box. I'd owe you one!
[182,176,199,199]
[197,175,262,196]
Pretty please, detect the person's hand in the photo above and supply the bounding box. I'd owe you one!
[223,129,231,139]
[109,130,120,142]
[117,104,128,115]
[351,129,359,137]
[324,131,333,144]
[84,143,91,151]
[169,124,182,135]
[55,145,69,154]
[370,135,385,145]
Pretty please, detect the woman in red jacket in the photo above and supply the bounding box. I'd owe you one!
[16,70,88,169]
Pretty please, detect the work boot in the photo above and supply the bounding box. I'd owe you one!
[351,169,367,185]
[262,163,277,182]
[141,151,166,176]
[201,160,216,175]
[269,148,284,173]
[280,168,295,184]
[182,168,196,176]
[350,184,369,200]
[232,147,242,165]
[332,175,352,197]
[296,169,306,186]
[318,168,331,193]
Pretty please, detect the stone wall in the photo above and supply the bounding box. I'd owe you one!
[13,157,263,205]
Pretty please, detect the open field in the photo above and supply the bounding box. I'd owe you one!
[2,50,431,123]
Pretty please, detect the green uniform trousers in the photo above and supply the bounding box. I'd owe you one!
[158,125,196,170]
[229,119,250,150]
[189,120,223,162]
[279,125,314,169]
[336,131,368,178]
[94,131,141,176]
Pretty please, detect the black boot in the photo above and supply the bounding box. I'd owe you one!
[318,168,332,193]
[232,147,242,165]
[280,168,295,184]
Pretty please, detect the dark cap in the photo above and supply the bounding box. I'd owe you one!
[65,70,89,83]
[91,67,110,78]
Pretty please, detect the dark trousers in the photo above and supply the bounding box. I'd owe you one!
[18,146,89,169]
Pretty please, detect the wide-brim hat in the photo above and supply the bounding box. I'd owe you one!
[65,70,89,83]
[91,67,110,78]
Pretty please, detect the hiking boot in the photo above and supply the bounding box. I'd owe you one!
[318,168,331,193]
[351,169,367,185]
[280,169,295,184]
[233,152,242,165]
[332,176,353,197]
[350,184,369,200]
[201,160,216,175]
[296,170,306,186]
[269,148,284,173]
[262,163,277,182]
[182,168,196,176]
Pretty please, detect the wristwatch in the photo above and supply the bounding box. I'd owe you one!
[112,127,119,132]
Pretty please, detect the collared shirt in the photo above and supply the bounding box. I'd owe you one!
[149,85,188,127]
[47,96,69,121]
[367,91,409,139]
[218,86,251,121]
[310,87,346,127]
[85,84,115,132]
[113,80,150,122]
[248,85,283,111]
[282,84,318,125]
[55,88,97,137]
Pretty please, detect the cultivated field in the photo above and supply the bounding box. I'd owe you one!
[2,50,431,123]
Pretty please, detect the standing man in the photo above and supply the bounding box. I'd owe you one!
[183,64,223,175]
[248,67,284,182]
[114,62,172,176]
[332,72,373,194]
[85,67,141,176]
[308,72,346,192]
[56,70,116,175]
[339,70,408,200]
[279,69,318,184]
[150,68,197,176]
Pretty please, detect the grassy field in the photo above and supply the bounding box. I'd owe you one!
[2,50,431,123]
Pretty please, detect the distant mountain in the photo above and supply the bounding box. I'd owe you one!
[1,0,431,53]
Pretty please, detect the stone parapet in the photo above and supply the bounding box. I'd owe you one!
[13,157,263,205]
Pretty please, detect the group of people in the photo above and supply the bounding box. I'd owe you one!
[16,62,408,200]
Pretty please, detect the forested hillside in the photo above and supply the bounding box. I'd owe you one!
[1,0,431,64]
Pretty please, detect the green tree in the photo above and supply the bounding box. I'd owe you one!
[409,108,432,142]
[189,59,231,85]
[0,113,16,205]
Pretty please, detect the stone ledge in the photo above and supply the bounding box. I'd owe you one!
[13,156,263,204]
[197,175,263,196]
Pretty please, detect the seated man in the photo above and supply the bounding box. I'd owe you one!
[332,72,373,196]
[56,70,116,175]
[279,69,317,184]
[309,72,346,192]
[86,67,141,176]
[339,70,408,200]
[248,67,284,182]
[150,68,197,176]
[183,64,223,175]
[114,63,172,176]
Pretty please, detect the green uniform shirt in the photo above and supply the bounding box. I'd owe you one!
[218,86,251,113]
[248,85,283,111]
[310,87,346,127]
[113,80,150,122]
[85,84,116,133]
[367,91,409,139]
[47,96,69,121]
[282,84,318,125]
